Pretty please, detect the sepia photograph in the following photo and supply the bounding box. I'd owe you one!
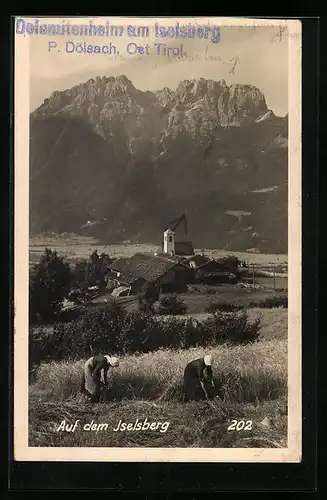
[14,16,302,462]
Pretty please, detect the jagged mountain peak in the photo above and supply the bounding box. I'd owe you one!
[29,75,287,252]
[34,74,138,118]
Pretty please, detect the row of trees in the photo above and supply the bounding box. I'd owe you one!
[29,248,113,324]
[29,248,181,324]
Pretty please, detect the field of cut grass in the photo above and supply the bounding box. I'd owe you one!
[29,340,287,448]
[29,397,287,448]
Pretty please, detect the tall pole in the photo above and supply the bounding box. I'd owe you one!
[252,263,255,286]
[273,267,276,290]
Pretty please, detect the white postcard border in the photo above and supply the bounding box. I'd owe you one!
[14,16,302,463]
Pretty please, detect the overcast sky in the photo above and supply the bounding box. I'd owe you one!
[26,17,289,116]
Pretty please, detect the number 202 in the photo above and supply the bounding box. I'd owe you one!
[227,420,253,431]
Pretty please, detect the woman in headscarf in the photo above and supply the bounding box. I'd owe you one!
[81,354,119,402]
[183,354,215,402]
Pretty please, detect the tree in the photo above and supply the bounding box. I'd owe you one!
[138,282,159,313]
[71,259,88,287]
[29,248,72,323]
[84,250,112,286]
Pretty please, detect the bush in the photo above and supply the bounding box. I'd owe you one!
[252,296,288,308]
[157,295,188,315]
[29,306,261,367]
[205,301,244,313]
[137,282,160,314]
[203,311,261,344]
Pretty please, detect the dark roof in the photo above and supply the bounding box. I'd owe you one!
[154,252,185,264]
[196,259,231,271]
[186,254,211,268]
[175,241,195,256]
[109,257,132,273]
[108,253,186,282]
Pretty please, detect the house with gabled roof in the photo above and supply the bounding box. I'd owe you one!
[107,252,192,293]
[183,254,240,284]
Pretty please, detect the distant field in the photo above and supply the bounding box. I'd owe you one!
[93,285,287,313]
[29,235,157,266]
[29,235,288,267]
[179,290,287,314]
[255,276,288,290]
[201,248,287,266]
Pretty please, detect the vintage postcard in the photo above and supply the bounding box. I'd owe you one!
[14,16,302,462]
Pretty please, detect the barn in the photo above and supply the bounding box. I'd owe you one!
[184,255,239,284]
[107,253,192,293]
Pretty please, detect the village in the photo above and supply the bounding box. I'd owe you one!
[58,214,286,317]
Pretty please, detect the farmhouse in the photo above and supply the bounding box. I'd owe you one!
[105,266,147,296]
[184,255,239,284]
[107,253,192,293]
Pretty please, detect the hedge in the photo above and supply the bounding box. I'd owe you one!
[29,303,261,368]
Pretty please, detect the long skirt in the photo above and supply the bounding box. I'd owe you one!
[81,359,101,402]
[183,377,215,402]
[183,377,207,402]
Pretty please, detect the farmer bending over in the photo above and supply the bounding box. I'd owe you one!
[183,354,215,401]
[81,354,119,402]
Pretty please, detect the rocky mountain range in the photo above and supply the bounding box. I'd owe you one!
[30,75,288,253]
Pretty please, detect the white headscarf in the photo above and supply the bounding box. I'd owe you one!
[204,354,213,366]
[104,355,119,367]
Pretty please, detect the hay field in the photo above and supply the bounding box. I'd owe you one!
[29,340,287,448]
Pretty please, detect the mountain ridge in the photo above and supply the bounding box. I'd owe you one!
[30,75,288,253]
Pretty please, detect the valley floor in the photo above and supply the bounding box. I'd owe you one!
[29,236,288,267]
